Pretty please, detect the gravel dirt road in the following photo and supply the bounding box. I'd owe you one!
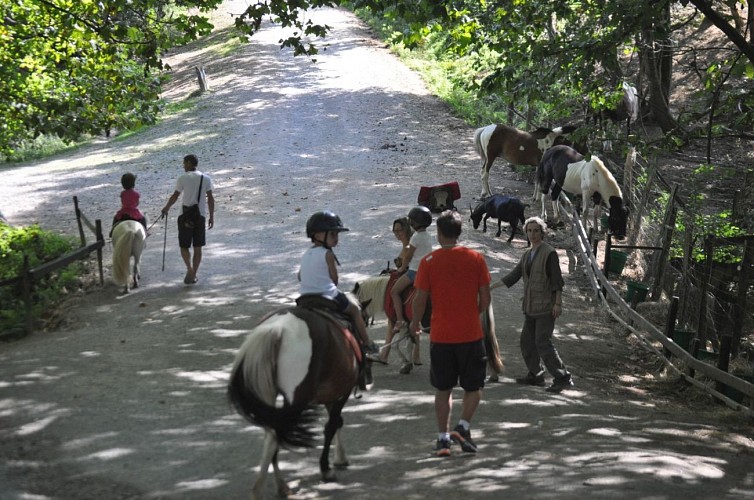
[1,5,752,499]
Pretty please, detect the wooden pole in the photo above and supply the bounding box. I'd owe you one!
[96,219,104,285]
[604,234,613,278]
[74,196,86,246]
[696,237,713,344]
[716,335,733,394]
[650,183,678,300]
[664,296,679,358]
[732,239,753,358]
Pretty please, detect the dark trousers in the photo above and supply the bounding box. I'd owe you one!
[520,313,570,381]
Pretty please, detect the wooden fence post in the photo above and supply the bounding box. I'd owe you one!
[664,296,679,358]
[716,335,733,393]
[604,234,613,278]
[696,237,713,344]
[195,66,210,92]
[732,239,753,358]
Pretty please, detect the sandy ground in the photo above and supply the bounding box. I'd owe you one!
[1,4,753,499]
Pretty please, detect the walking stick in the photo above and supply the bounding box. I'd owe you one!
[161,213,168,272]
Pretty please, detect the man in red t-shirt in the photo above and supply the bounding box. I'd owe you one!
[409,210,491,458]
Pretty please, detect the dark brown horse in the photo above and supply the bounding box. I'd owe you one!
[472,123,577,197]
[228,295,369,499]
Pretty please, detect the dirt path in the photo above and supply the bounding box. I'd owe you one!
[1,5,753,499]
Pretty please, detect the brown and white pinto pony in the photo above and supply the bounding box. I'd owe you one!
[535,145,629,238]
[228,294,371,499]
[472,123,577,198]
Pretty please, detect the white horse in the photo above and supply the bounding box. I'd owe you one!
[111,220,146,293]
[535,145,629,238]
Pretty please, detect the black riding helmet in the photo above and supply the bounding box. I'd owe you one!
[408,206,432,229]
[306,210,349,238]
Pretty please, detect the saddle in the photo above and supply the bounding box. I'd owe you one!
[295,294,362,363]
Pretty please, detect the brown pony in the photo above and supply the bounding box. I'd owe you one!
[228,295,370,499]
[473,123,577,197]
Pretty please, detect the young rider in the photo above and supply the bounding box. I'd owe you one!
[390,206,433,334]
[298,210,380,360]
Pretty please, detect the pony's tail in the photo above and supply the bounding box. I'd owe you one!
[482,305,504,374]
[228,326,319,449]
[473,127,485,160]
[112,228,134,285]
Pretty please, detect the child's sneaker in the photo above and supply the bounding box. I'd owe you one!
[434,438,451,457]
[450,424,478,453]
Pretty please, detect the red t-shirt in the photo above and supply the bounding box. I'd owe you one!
[414,246,491,343]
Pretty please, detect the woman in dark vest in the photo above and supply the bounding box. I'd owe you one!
[491,216,573,393]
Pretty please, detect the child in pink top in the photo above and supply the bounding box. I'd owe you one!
[110,173,147,236]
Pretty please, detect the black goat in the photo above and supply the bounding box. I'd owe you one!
[470,194,526,243]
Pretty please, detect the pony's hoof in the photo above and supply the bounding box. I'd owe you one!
[321,470,337,483]
[399,363,413,374]
[334,460,350,469]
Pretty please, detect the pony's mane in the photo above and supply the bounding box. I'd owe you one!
[353,275,389,319]
[590,156,622,198]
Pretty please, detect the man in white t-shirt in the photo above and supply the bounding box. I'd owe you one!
[161,154,215,285]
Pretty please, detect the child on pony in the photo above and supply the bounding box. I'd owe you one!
[110,173,147,237]
[298,210,380,361]
[390,206,433,334]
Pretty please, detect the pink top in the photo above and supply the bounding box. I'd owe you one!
[115,189,144,220]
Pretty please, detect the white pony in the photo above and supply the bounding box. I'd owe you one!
[111,220,146,293]
[535,145,629,238]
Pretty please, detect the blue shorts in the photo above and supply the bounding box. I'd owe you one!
[405,269,417,283]
[430,339,487,392]
[333,291,350,313]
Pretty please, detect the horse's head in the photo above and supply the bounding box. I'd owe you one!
[470,202,486,229]
[607,196,629,239]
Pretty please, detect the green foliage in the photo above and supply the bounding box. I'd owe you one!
[0,222,80,334]
[668,165,747,263]
[0,0,222,158]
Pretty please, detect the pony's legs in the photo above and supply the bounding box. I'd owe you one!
[551,199,560,224]
[321,398,348,482]
[271,450,291,498]
[253,430,279,500]
[332,428,349,468]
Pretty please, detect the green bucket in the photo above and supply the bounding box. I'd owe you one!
[600,214,609,231]
[672,329,695,352]
[608,250,629,275]
[625,281,650,303]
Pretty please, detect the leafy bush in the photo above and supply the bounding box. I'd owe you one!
[0,222,81,334]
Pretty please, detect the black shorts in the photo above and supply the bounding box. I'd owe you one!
[178,216,206,248]
[430,339,487,392]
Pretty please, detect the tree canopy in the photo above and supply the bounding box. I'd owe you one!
[2,0,752,158]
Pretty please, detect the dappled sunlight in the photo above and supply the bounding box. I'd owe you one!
[78,447,135,461]
[170,368,227,388]
[566,449,726,480]
[16,415,61,436]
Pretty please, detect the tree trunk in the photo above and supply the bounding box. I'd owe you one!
[640,3,677,134]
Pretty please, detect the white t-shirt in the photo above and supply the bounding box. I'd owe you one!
[299,246,338,298]
[409,230,433,271]
[176,170,213,217]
